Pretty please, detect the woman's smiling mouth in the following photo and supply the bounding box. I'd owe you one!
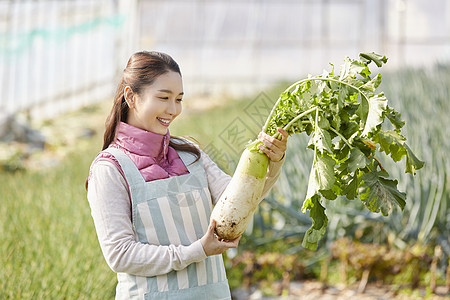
[157,117,171,126]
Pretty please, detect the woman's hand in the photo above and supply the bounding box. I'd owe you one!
[200,219,240,256]
[257,127,289,162]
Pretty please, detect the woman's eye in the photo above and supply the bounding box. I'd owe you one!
[176,98,183,102]
[159,97,169,100]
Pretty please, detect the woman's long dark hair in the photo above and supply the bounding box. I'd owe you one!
[86,51,200,189]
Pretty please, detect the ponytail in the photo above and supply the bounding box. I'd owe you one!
[102,79,129,151]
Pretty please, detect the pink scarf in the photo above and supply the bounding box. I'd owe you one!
[95,122,189,182]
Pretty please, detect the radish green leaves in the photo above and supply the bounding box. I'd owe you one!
[261,52,424,250]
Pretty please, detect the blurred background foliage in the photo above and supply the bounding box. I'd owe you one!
[1,0,449,299]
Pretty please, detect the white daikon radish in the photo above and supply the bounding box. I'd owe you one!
[210,146,269,240]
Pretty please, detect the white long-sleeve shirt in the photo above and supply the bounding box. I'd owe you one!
[87,151,284,277]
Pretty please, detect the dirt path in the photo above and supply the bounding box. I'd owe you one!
[232,281,449,300]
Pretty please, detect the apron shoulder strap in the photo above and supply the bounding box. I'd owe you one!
[177,148,205,173]
[103,147,145,187]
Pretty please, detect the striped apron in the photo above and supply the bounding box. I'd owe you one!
[104,148,231,300]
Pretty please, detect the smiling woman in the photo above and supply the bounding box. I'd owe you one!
[85,50,288,299]
[98,51,196,158]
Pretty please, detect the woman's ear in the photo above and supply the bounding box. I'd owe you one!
[124,86,135,109]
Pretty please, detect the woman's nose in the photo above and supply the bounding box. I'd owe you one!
[166,99,177,115]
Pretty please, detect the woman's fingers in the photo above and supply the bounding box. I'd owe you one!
[219,236,241,248]
[259,133,282,149]
[277,127,289,142]
[201,219,241,256]
[257,127,288,162]
[258,143,277,161]
[228,236,241,247]
[208,219,216,235]
[259,128,288,149]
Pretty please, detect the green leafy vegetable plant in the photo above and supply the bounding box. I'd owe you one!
[254,52,424,250]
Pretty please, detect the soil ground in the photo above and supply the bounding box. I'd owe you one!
[232,281,449,300]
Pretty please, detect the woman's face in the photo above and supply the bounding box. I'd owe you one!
[127,71,183,134]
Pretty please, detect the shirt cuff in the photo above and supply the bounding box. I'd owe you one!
[187,239,208,263]
[267,153,286,176]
